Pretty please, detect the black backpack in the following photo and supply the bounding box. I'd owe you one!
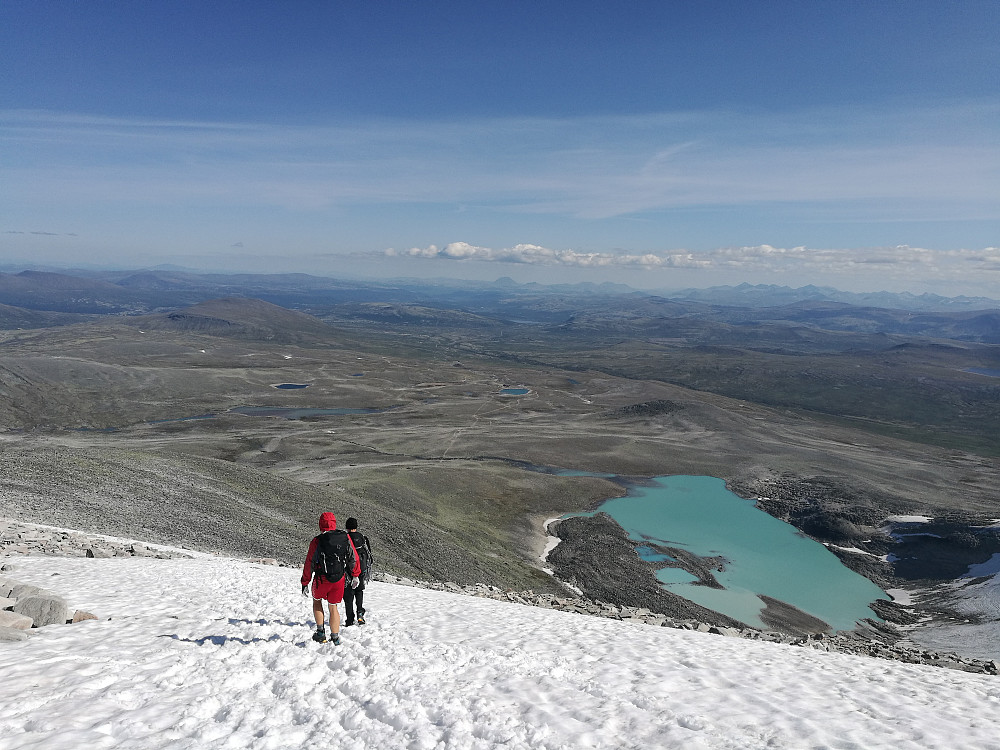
[312,529,352,581]
[348,530,373,582]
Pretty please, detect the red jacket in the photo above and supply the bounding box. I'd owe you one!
[301,513,360,585]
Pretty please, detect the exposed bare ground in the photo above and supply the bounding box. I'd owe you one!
[1,320,998,633]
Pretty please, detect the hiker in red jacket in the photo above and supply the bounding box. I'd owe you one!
[301,512,360,644]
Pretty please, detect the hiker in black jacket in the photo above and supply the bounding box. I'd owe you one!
[343,517,373,626]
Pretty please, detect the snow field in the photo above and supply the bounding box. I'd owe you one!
[1,555,999,749]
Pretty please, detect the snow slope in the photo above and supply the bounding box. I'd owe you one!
[907,554,1000,661]
[2,555,999,750]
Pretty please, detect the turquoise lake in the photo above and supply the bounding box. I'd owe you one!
[573,474,887,631]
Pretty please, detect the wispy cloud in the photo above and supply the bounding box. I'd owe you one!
[3,102,997,220]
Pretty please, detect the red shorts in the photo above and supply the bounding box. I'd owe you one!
[311,576,346,603]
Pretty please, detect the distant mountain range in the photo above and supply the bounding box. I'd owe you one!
[1,268,999,345]
[664,283,1000,312]
[1,266,997,313]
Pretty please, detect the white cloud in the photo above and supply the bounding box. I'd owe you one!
[393,243,729,269]
[391,243,1000,282]
[442,242,490,259]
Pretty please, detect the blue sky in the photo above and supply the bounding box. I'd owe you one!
[2,1,998,294]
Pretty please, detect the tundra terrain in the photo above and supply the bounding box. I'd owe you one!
[1,270,998,643]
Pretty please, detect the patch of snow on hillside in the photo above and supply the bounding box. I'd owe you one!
[2,556,1000,749]
[886,588,915,606]
[967,554,1000,577]
[826,543,881,558]
[906,560,1000,662]
[540,517,562,563]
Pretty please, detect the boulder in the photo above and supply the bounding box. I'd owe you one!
[14,594,69,627]
[72,610,98,623]
[709,626,741,637]
[0,625,28,642]
[10,583,49,599]
[0,610,32,630]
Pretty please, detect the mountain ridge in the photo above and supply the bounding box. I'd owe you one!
[2,265,998,313]
[665,282,1000,312]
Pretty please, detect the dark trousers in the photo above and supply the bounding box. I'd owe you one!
[344,584,365,622]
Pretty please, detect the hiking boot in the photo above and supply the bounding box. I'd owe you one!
[344,619,355,627]
[311,629,327,643]
[331,632,342,645]
[357,614,366,625]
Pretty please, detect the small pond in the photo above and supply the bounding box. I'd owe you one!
[148,414,217,424]
[144,406,394,424]
[229,406,390,419]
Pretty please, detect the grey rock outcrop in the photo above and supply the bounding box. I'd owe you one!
[14,595,69,628]
[1,521,109,637]
[545,513,746,628]
[2,520,188,561]
[9,584,48,600]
